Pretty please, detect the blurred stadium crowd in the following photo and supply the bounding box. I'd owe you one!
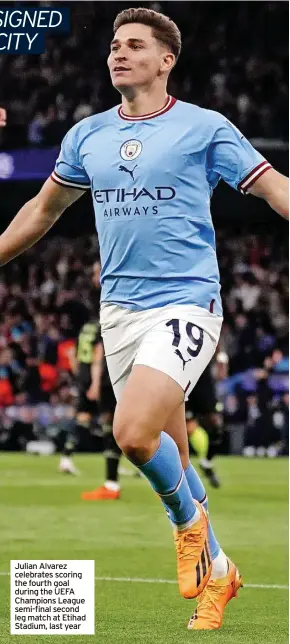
[0,1,288,148]
[0,230,288,454]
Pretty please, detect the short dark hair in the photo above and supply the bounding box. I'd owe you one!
[113,7,181,62]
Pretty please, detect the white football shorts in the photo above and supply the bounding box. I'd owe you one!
[100,303,223,402]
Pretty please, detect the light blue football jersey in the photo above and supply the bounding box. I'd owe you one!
[52,96,271,314]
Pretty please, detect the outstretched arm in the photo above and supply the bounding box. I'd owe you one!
[248,168,289,220]
[0,177,85,266]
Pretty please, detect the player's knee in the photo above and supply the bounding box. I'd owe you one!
[113,420,142,452]
[113,418,152,461]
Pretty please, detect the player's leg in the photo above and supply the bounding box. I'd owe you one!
[186,368,223,488]
[165,389,242,629]
[59,407,91,476]
[81,408,122,501]
[165,404,224,567]
[81,366,123,500]
[198,410,223,488]
[101,303,227,598]
[100,375,123,490]
[113,364,211,599]
[102,411,122,490]
[187,414,221,488]
[59,364,96,475]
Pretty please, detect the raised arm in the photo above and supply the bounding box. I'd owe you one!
[247,168,289,220]
[0,177,85,266]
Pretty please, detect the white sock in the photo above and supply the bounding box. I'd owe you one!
[210,549,228,580]
[175,505,200,531]
[190,505,201,525]
[104,480,120,492]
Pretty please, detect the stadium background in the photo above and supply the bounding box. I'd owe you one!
[0,1,288,457]
[0,3,288,644]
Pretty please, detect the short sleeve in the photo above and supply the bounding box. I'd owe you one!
[207,118,272,194]
[51,124,91,191]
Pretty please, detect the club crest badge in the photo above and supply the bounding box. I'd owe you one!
[120,139,142,161]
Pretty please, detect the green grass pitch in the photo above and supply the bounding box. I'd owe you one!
[0,453,288,643]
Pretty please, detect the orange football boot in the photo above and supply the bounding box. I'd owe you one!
[187,558,243,630]
[81,485,120,500]
[174,501,212,599]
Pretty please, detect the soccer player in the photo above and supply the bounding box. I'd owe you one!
[186,361,224,488]
[80,350,122,500]
[59,260,103,475]
[80,266,123,501]
[0,8,288,631]
[60,261,122,499]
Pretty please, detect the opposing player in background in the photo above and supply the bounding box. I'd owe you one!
[0,8,288,631]
[186,354,228,488]
[59,261,102,476]
[60,261,122,499]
